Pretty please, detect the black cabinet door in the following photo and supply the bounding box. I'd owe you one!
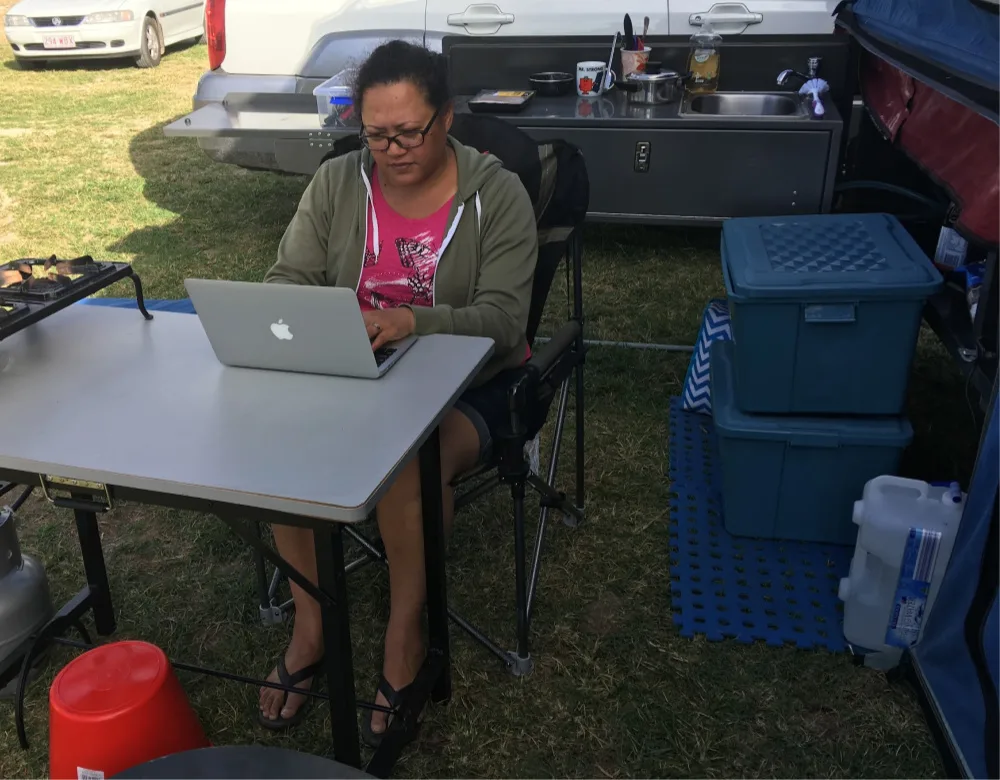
[524,127,832,221]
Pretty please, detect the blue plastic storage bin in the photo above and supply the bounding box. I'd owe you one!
[721,213,943,415]
[710,340,914,546]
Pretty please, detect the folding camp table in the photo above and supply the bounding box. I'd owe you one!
[0,305,493,778]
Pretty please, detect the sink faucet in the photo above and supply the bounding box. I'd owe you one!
[777,57,821,88]
[778,57,829,118]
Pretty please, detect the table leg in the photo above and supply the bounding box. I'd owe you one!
[74,508,116,636]
[314,525,362,769]
[419,428,451,704]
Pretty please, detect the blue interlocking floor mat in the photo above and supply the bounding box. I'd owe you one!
[79,297,196,313]
[667,397,852,652]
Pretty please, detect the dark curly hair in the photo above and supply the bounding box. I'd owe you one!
[352,40,451,113]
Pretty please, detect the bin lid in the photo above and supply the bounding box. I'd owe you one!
[51,640,169,717]
[722,213,943,300]
[709,340,915,447]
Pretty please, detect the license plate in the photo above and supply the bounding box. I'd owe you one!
[43,35,75,49]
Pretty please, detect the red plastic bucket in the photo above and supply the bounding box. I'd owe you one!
[49,641,209,779]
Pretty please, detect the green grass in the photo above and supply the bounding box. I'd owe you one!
[0,12,981,777]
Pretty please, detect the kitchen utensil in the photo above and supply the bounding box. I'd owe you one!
[576,61,615,96]
[621,47,651,77]
[618,69,685,105]
[604,33,619,90]
[624,14,634,50]
[529,71,574,97]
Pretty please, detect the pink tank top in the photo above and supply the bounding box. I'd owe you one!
[357,167,454,312]
[357,165,531,362]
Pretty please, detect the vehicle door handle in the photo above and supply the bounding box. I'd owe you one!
[447,4,515,27]
[689,3,763,27]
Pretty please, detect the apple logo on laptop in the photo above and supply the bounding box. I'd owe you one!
[270,319,293,341]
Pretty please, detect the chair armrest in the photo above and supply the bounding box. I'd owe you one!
[526,320,582,382]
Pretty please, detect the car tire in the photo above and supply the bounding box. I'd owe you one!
[14,57,44,70]
[135,15,163,68]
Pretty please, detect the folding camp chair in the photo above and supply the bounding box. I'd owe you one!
[251,115,589,674]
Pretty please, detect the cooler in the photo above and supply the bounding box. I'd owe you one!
[710,340,914,546]
[721,213,943,415]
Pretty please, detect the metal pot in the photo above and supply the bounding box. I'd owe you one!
[619,69,685,105]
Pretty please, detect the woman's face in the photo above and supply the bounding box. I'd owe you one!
[360,80,453,189]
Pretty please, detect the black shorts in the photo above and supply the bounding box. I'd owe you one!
[453,368,522,463]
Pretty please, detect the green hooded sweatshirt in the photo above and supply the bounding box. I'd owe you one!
[264,137,538,385]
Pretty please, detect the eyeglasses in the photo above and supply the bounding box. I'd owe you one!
[359,107,441,151]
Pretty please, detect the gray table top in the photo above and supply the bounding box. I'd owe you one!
[0,306,493,522]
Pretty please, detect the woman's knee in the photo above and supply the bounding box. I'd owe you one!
[439,409,482,482]
[379,412,479,520]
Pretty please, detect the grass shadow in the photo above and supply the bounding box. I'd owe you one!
[107,116,310,298]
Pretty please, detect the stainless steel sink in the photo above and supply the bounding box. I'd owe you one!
[680,92,808,118]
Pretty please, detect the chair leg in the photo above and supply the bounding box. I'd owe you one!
[574,358,585,517]
[571,228,586,518]
[510,477,533,676]
[252,523,292,625]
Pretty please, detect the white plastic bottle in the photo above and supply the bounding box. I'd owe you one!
[838,475,965,669]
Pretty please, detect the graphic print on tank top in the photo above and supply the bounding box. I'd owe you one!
[358,167,454,312]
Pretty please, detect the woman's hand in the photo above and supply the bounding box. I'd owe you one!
[363,307,416,351]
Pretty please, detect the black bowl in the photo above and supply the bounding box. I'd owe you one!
[529,71,574,97]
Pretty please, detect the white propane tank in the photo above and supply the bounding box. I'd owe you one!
[838,475,965,669]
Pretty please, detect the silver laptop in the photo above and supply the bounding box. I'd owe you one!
[184,279,417,378]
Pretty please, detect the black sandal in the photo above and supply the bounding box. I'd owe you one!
[361,675,415,749]
[257,654,325,732]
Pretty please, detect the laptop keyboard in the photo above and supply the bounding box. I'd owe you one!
[374,347,396,367]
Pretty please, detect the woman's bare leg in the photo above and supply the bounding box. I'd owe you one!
[258,526,325,722]
[369,408,481,734]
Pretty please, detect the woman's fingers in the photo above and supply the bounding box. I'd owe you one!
[362,313,382,342]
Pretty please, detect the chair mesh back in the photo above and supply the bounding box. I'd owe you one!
[526,242,565,346]
[449,116,589,346]
[450,113,544,214]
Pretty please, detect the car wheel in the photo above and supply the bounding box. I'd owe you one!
[135,15,163,68]
[14,57,45,70]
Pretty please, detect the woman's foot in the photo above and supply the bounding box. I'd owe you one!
[366,626,426,741]
[258,640,324,729]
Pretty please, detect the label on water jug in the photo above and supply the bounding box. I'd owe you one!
[77,768,104,780]
[933,226,968,271]
[885,528,942,649]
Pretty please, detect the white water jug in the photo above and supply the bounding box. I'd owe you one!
[838,475,965,668]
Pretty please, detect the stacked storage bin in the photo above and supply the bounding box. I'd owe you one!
[709,213,944,546]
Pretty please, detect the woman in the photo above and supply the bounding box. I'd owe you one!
[257,40,538,744]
